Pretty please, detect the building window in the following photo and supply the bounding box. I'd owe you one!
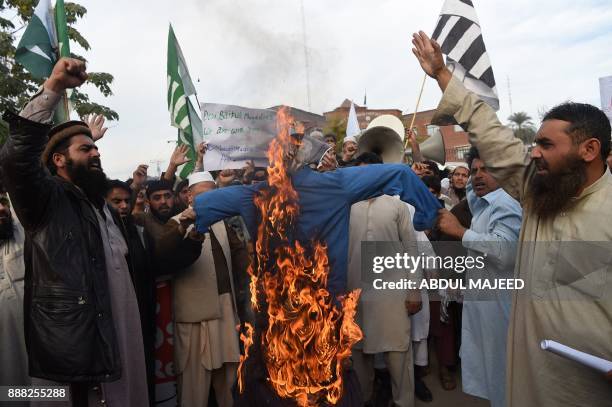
[426,124,438,136]
[455,144,471,160]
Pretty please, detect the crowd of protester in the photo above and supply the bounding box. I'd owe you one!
[1,30,612,407]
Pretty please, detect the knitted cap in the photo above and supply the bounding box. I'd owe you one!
[42,120,92,165]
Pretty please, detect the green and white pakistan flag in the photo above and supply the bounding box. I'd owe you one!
[16,0,71,122]
[15,0,58,79]
[167,24,203,178]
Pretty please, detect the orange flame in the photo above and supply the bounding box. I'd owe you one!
[237,106,362,406]
[237,322,254,394]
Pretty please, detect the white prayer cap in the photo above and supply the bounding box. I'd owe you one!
[448,162,469,171]
[188,171,215,187]
[343,135,357,145]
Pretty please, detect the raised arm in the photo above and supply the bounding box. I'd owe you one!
[412,31,528,201]
[340,163,441,231]
[163,144,191,183]
[194,142,207,173]
[406,129,424,163]
[0,58,88,231]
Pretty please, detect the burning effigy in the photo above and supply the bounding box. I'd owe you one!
[236,108,363,406]
[193,106,440,406]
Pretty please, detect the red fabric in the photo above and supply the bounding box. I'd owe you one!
[154,280,177,406]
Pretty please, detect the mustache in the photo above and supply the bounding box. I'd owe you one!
[472,179,486,187]
[534,158,546,169]
[89,157,102,168]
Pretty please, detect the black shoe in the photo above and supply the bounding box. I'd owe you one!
[415,378,433,403]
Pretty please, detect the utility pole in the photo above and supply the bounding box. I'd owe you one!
[300,0,312,111]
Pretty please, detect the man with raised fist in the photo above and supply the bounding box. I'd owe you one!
[0,58,149,406]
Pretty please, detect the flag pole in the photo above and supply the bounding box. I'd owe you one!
[194,94,202,113]
[404,73,427,149]
[54,0,71,123]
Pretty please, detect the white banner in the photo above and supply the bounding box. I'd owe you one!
[200,103,278,170]
[600,76,612,122]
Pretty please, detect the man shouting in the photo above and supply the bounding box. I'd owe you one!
[412,31,612,406]
[0,58,148,406]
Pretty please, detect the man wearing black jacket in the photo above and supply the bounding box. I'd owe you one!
[106,179,156,404]
[0,58,148,406]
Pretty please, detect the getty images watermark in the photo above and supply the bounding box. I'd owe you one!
[358,241,611,301]
[358,241,525,300]
[370,252,524,291]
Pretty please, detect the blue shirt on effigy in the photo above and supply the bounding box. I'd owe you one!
[194,163,441,295]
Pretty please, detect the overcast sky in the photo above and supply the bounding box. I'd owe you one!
[37,0,612,179]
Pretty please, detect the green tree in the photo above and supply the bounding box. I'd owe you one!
[0,0,118,145]
[0,120,7,145]
[508,111,536,145]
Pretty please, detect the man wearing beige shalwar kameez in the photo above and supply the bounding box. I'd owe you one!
[412,31,612,406]
[348,187,422,407]
[172,172,249,407]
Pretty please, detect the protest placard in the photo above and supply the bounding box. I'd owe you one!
[200,103,278,170]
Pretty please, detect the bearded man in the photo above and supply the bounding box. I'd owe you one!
[0,58,148,406]
[135,179,202,274]
[412,30,612,406]
[442,164,469,206]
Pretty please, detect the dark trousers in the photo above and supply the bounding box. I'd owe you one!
[429,301,456,367]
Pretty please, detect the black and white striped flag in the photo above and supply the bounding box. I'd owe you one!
[432,0,499,110]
